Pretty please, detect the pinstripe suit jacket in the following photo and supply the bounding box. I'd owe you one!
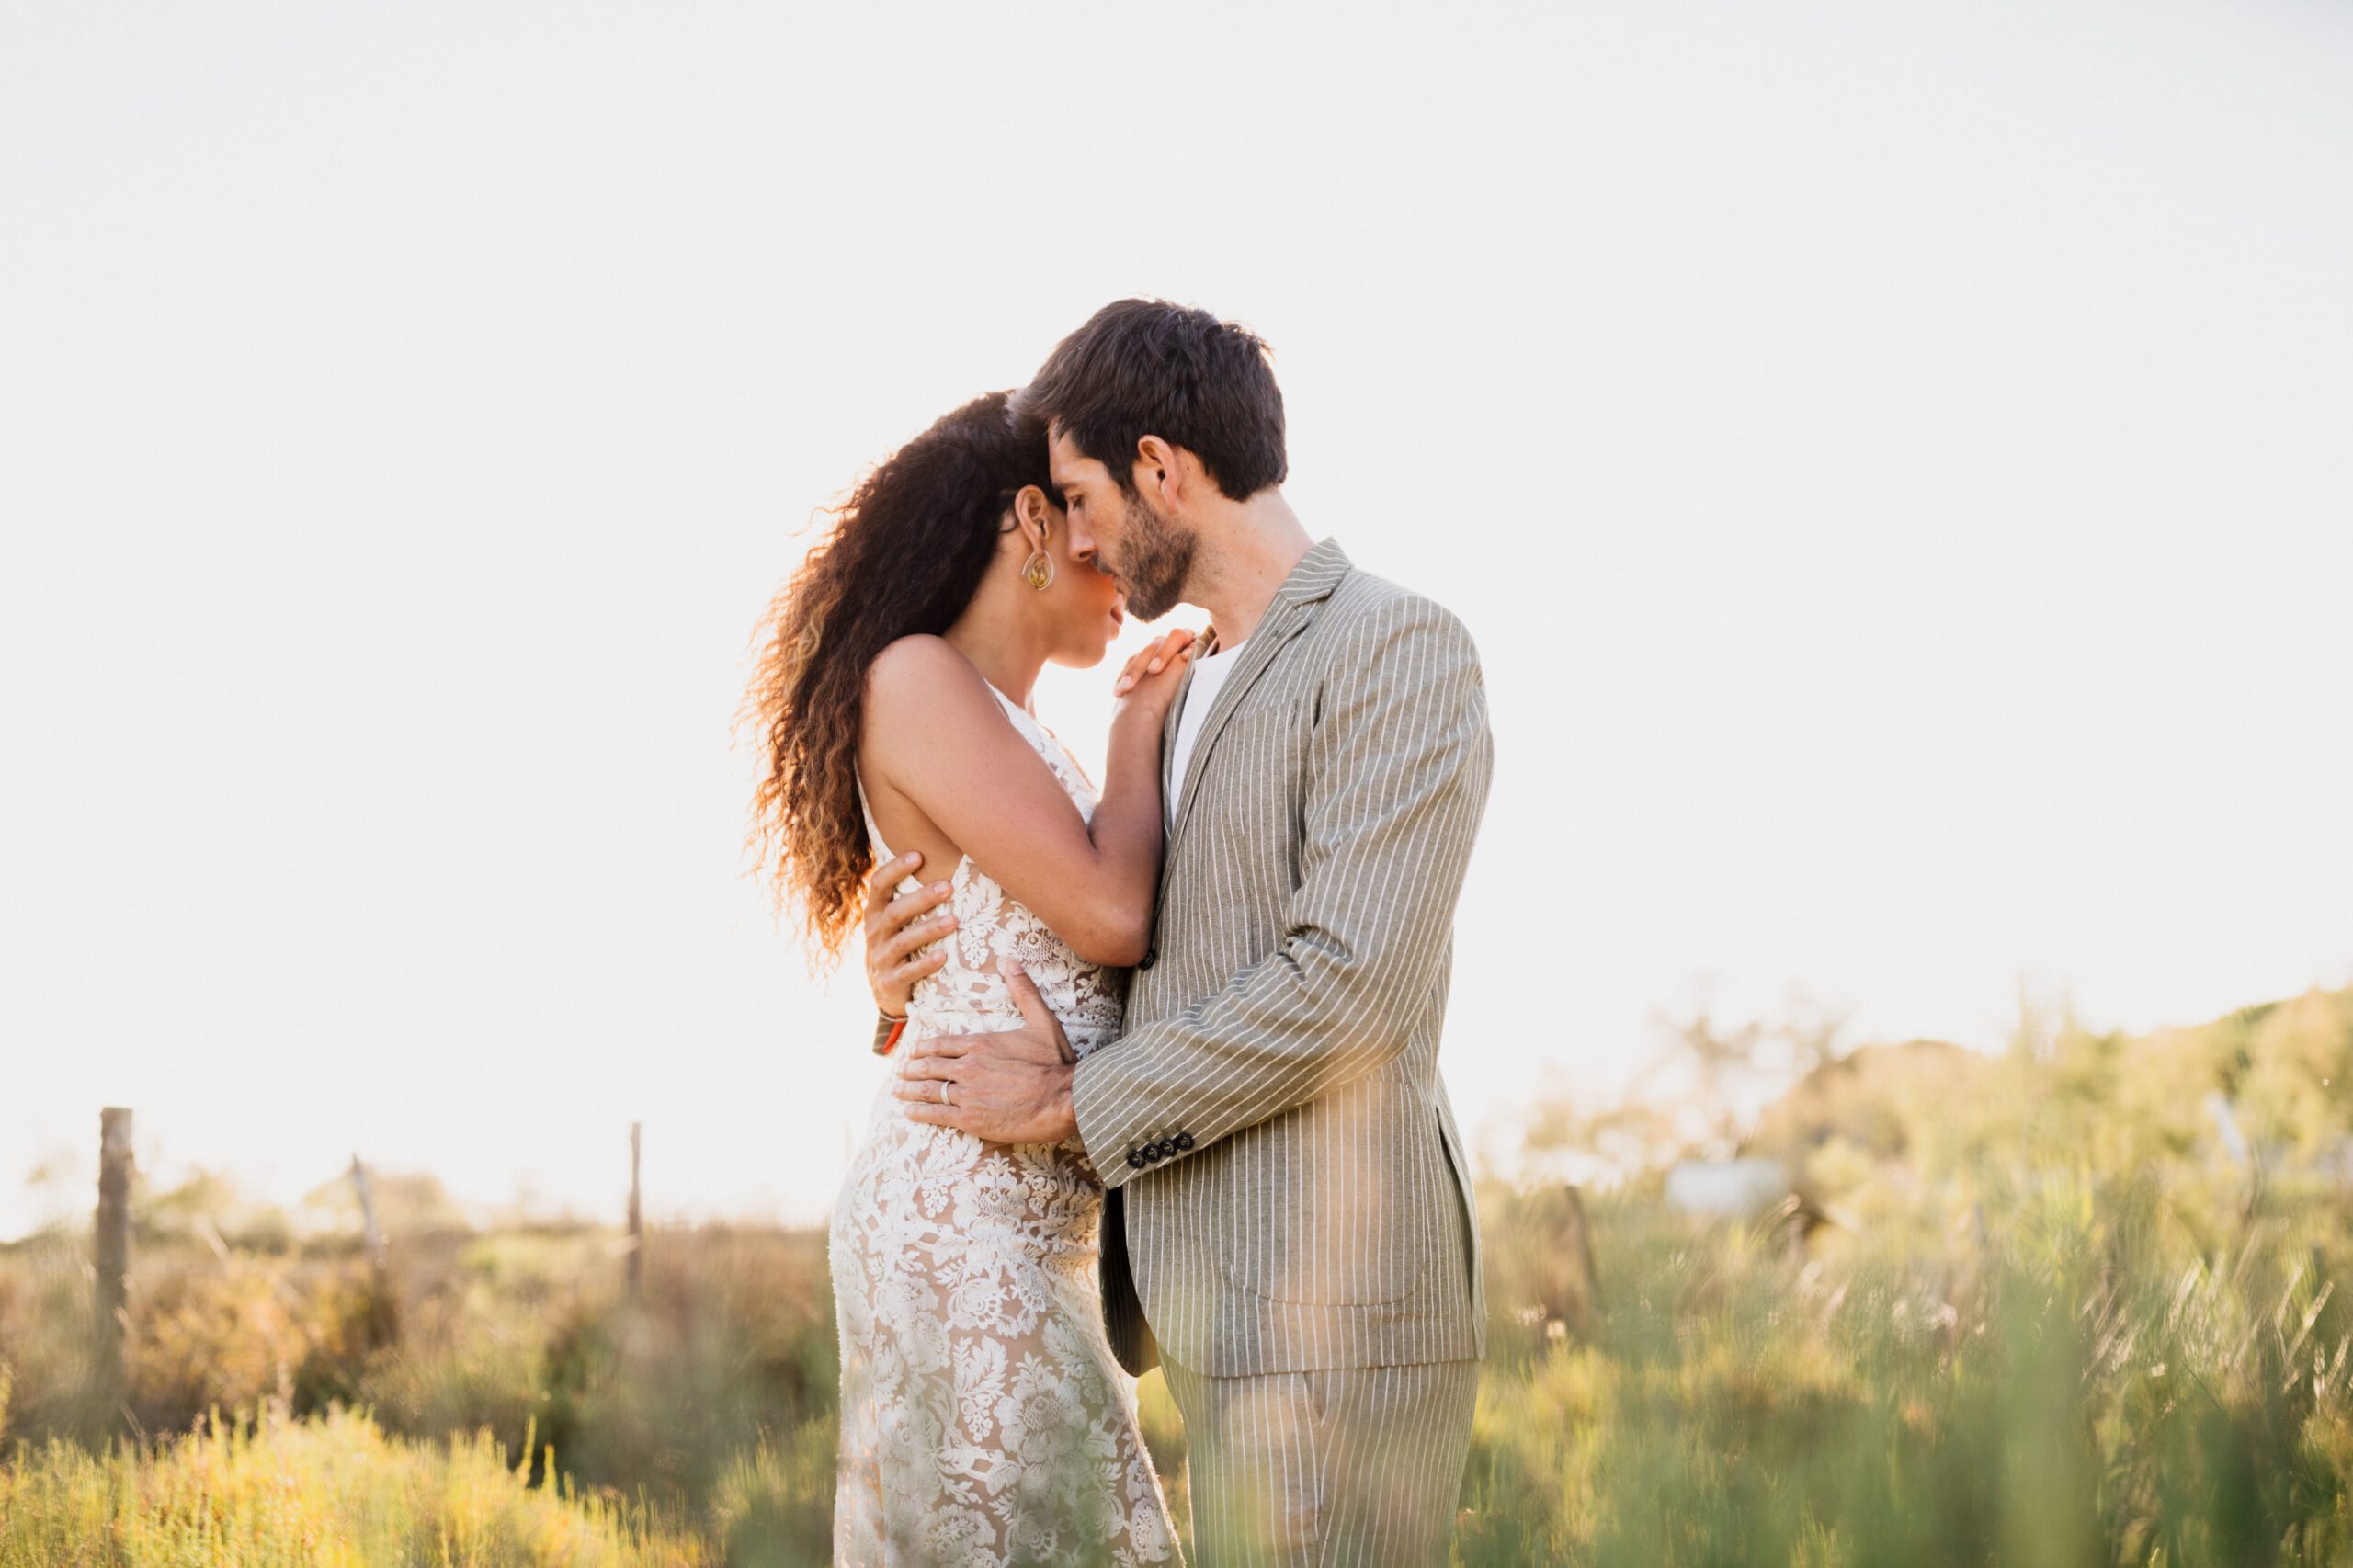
[1072,538,1493,1380]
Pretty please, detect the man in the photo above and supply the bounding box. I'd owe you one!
[866,298,1493,1565]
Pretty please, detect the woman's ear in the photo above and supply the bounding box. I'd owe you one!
[1012,483,1051,548]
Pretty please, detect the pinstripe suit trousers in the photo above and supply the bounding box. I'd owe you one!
[1159,1356,1479,1568]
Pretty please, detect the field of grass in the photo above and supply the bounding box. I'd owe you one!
[0,1406,708,1567]
[5,986,2350,1564]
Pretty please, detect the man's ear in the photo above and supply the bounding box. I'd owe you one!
[1134,435,1183,508]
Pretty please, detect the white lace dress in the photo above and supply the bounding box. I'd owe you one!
[829,686,1181,1568]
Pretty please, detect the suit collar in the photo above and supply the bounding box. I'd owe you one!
[1194,536,1351,658]
[1160,657,1192,805]
[1164,537,1351,849]
[1272,534,1351,608]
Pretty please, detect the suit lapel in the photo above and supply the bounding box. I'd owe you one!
[1165,538,1353,854]
[1160,645,1199,820]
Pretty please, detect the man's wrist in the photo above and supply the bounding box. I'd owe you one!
[1051,1074,1082,1146]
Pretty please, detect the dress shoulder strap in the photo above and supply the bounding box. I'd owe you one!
[854,770,891,860]
[982,683,1074,761]
[981,681,1037,733]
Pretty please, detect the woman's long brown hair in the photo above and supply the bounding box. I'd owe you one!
[742,391,1052,964]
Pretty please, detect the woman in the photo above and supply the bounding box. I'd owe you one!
[745,390,1192,1566]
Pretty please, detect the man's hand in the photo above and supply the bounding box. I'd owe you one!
[862,851,957,1017]
[893,961,1081,1144]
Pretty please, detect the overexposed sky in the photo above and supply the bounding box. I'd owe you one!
[5,0,2350,1239]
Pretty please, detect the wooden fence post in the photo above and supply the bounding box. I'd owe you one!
[346,1153,401,1346]
[94,1107,132,1391]
[348,1154,387,1273]
[1553,1183,1603,1340]
[626,1121,643,1299]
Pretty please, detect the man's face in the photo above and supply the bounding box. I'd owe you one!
[1047,427,1196,622]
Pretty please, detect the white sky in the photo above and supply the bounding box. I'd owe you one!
[5,0,2350,1241]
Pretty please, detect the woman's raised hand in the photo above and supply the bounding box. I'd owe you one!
[1111,627,1199,713]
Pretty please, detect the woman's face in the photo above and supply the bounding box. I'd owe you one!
[1018,494,1127,668]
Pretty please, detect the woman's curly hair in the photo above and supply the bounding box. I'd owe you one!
[742,391,1052,963]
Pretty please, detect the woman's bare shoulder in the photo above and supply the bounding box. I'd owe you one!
[863,636,996,743]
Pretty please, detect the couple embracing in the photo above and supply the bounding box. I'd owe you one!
[747,300,1494,1567]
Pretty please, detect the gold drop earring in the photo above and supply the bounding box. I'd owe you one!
[1021,520,1056,592]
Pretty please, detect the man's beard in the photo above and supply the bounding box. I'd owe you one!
[1111,489,1196,622]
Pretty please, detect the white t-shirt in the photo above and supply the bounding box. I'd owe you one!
[1167,637,1247,819]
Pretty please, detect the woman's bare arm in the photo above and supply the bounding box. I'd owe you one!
[859,633,1190,968]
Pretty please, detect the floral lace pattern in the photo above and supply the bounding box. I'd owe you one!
[830,687,1178,1567]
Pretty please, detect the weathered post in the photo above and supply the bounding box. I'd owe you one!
[1550,1183,1603,1341]
[94,1108,133,1389]
[347,1153,401,1347]
[626,1121,643,1299]
[348,1154,387,1272]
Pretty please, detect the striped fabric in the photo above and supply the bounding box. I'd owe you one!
[1158,1355,1480,1568]
[1070,537,1494,1386]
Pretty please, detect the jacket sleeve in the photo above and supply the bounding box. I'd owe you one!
[1069,593,1495,1188]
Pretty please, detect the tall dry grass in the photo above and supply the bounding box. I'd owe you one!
[2,985,2347,1562]
[0,1404,705,1567]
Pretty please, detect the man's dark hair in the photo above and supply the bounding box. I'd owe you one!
[1013,299,1287,500]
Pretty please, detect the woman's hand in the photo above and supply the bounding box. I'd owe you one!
[1111,627,1199,720]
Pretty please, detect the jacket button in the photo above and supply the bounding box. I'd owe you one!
[1173,1132,1194,1152]
[1138,946,1157,971]
[1125,1148,1147,1170]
